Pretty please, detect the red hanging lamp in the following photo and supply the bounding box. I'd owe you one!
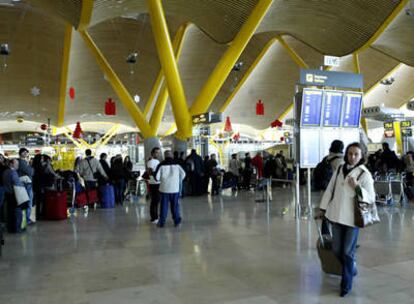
[270,119,283,128]
[105,98,116,115]
[224,116,233,132]
[256,99,264,115]
[73,121,83,139]
[69,87,75,100]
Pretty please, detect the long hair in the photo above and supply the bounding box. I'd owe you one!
[344,142,366,166]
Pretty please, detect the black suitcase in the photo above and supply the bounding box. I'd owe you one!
[316,220,342,276]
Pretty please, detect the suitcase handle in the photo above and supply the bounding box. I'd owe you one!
[315,219,332,248]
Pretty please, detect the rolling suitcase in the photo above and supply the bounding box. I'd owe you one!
[45,190,67,220]
[99,184,115,208]
[75,191,88,208]
[316,219,342,276]
[86,189,99,205]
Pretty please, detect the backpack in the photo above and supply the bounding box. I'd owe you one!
[312,156,339,190]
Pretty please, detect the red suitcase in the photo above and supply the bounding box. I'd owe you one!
[45,190,67,220]
[87,189,99,205]
[75,191,88,208]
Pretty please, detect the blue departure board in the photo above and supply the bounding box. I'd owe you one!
[341,92,362,127]
[301,89,323,126]
[322,91,343,127]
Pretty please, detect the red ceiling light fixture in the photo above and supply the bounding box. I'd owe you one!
[73,122,83,139]
[224,116,233,133]
[40,123,48,131]
[256,99,264,115]
[270,119,283,128]
[232,132,240,141]
[105,98,116,115]
[69,87,75,100]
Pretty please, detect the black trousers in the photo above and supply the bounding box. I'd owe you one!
[149,184,161,221]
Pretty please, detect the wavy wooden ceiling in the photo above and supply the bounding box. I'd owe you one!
[1,0,414,133]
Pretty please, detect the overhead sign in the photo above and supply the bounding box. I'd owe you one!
[300,69,364,89]
[324,56,340,67]
[401,121,412,128]
[402,128,412,137]
[192,112,222,125]
[383,122,394,130]
[384,130,395,138]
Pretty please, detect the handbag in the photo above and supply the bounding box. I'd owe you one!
[354,170,380,228]
[86,158,101,180]
[14,185,30,206]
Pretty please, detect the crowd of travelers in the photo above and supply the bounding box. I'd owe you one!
[0,148,136,233]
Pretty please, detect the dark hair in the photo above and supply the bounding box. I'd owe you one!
[382,142,390,150]
[151,147,160,156]
[344,142,366,166]
[329,140,344,154]
[100,153,107,160]
[85,149,92,156]
[19,147,28,155]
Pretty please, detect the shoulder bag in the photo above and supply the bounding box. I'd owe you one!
[354,169,380,228]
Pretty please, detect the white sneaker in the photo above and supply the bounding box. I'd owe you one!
[151,219,159,224]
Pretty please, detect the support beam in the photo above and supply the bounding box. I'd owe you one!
[394,121,403,155]
[57,25,73,127]
[144,71,164,117]
[91,124,120,147]
[62,131,84,149]
[147,0,192,140]
[276,36,309,69]
[149,23,189,135]
[79,30,153,138]
[354,0,409,54]
[365,63,402,96]
[162,123,177,138]
[190,0,274,116]
[219,38,278,113]
[352,53,361,74]
[77,0,94,31]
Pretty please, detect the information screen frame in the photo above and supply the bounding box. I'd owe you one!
[341,92,363,128]
[322,90,343,127]
[300,88,324,127]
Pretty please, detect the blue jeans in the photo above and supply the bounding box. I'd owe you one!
[332,223,359,293]
[24,183,33,223]
[159,192,181,226]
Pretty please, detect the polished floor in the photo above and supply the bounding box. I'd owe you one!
[1,186,414,304]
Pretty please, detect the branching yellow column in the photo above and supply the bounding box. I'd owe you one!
[149,24,189,136]
[394,122,403,155]
[77,0,93,31]
[219,38,278,113]
[147,0,192,140]
[144,71,164,117]
[57,25,72,127]
[352,53,369,134]
[79,30,153,138]
[190,0,274,116]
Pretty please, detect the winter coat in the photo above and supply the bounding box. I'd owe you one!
[319,164,375,227]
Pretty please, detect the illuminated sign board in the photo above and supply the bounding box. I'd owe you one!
[301,89,323,126]
[401,121,412,128]
[383,122,394,130]
[322,91,343,127]
[341,93,362,127]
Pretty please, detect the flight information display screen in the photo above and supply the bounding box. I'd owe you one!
[322,91,343,127]
[301,89,323,126]
[341,92,362,127]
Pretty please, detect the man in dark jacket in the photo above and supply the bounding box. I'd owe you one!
[380,142,399,172]
[17,148,34,225]
[243,153,253,190]
[185,149,204,196]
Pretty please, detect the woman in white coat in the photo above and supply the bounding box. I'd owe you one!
[317,142,375,297]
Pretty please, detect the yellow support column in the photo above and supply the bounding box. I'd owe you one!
[352,52,368,134]
[277,36,309,69]
[149,24,189,135]
[79,31,153,138]
[77,0,94,31]
[394,121,403,155]
[190,0,274,115]
[147,0,192,139]
[219,38,278,113]
[57,25,73,127]
[144,71,164,117]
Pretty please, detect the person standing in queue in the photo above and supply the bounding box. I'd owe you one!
[79,149,108,189]
[17,148,34,225]
[316,142,375,297]
[147,147,161,224]
[155,150,186,228]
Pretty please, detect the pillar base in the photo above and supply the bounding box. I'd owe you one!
[144,137,161,162]
[173,137,187,155]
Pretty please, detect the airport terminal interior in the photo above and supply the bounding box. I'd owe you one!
[1,0,414,303]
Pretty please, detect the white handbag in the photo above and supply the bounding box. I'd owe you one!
[14,185,30,206]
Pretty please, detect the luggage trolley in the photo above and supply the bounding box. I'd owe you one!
[389,172,407,206]
[374,172,393,205]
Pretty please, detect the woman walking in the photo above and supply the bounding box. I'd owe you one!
[316,142,375,297]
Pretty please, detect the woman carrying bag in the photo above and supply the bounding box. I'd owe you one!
[315,142,376,297]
